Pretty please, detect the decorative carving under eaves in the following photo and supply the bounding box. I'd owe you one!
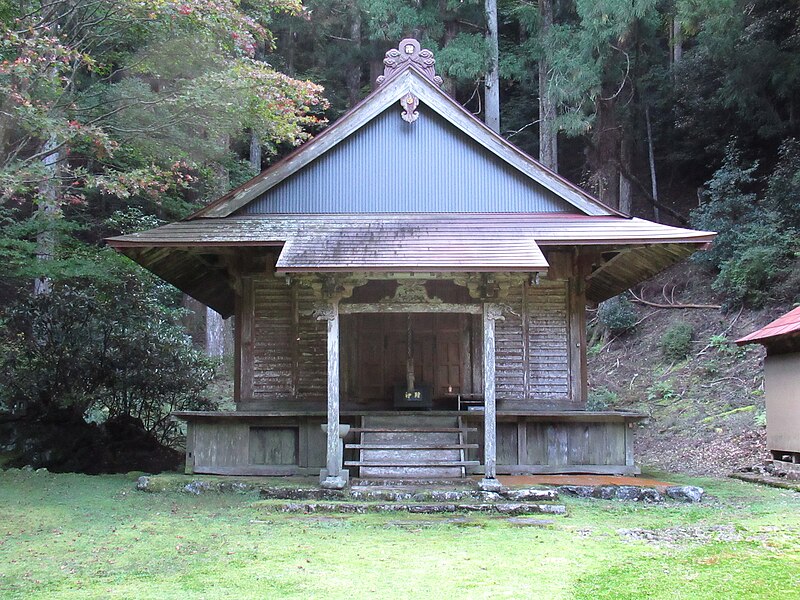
[381,280,441,304]
[312,302,337,322]
[400,93,420,123]
[376,38,443,87]
[484,303,506,322]
[452,273,527,300]
[293,273,368,302]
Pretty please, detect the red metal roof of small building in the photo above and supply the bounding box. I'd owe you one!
[736,306,800,346]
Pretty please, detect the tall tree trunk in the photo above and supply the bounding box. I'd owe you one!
[439,2,459,95]
[593,93,621,210]
[672,17,683,65]
[34,136,63,296]
[538,0,558,171]
[206,309,225,358]
[346,7,362,108]
[619,134,633,214]
[280,27,295,77]
[249,131,261,173]
[207,134,231,358]
[370,56,384,91]
[484,0,500,133]
[645,106,660,222]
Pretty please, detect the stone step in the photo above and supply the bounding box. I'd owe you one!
[258,485,559,503]
[349,478,471,487]
[362,415,460,428]
[259,501,568,516]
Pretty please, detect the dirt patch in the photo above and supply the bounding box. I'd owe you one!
[589,263,775,477]
[636,428,768,477]
[618,524,746,546]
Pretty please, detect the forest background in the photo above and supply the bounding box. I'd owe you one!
[0,0,797,472]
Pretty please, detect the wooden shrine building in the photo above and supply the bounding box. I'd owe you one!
[737,306,800,465]
[108,40,715,489]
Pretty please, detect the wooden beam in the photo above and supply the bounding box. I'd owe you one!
[339,302,483,314]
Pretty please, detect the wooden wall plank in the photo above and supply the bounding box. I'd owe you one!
[252,274,293,398]
[526,280,571,406]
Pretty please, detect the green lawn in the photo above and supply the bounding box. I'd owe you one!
[0,471,798,599]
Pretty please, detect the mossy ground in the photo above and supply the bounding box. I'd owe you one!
[0,469,798,599]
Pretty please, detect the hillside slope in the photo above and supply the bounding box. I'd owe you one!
[587,263,791,477]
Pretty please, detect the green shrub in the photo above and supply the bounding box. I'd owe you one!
[587,387,618,411]
[714,244,793,307]
[0,269,217,446]
[691,141,798,307]
[661,322,694,361]
[646,380,680,403]
[597,295,638,335]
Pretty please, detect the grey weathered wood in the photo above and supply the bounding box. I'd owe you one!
[461,316,472,393]
[174,409,646,420]
[497,422,518,464]
[350,427,477,433]
[472,313,483,396]
[238,276,254,402]
[320,301,342,480]
[345,461,479,467]
[248,427,298,465]
[339,302,483,314]
[184,421,196,474]
[625,423,635,467]
[193,465,303,476]
[345,444,479,450]
[482,303,503,481]
[179,412,642,476]
[306,418,328,468]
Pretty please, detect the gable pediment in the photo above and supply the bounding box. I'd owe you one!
[237,104,575,215]
[197,58,617,219]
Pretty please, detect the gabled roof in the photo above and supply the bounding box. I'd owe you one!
[106,39,716,317]
[736,306,800,346]
[107,213,715,315]
[193,45,620,219]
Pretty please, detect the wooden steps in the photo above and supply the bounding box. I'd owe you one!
[345,461,480,468]
[349,427,478,433]
[346,443,479,450]
[349,415,476,479]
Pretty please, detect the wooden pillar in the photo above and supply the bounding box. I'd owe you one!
[480,303,504,491]
[316,300,348,489]
[236,276,254,405]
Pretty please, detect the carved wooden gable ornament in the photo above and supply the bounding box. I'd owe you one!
[377,38,442,124]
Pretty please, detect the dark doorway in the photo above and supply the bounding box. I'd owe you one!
[342,313,475,408]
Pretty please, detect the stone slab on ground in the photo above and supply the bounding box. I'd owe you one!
[506,517,557,528]
[495,474,675,488]
[557,484,704,503]
[731,471,800,492]
[258,501,568,516]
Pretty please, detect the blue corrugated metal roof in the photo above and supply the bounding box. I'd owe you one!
[239,105,575,215]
